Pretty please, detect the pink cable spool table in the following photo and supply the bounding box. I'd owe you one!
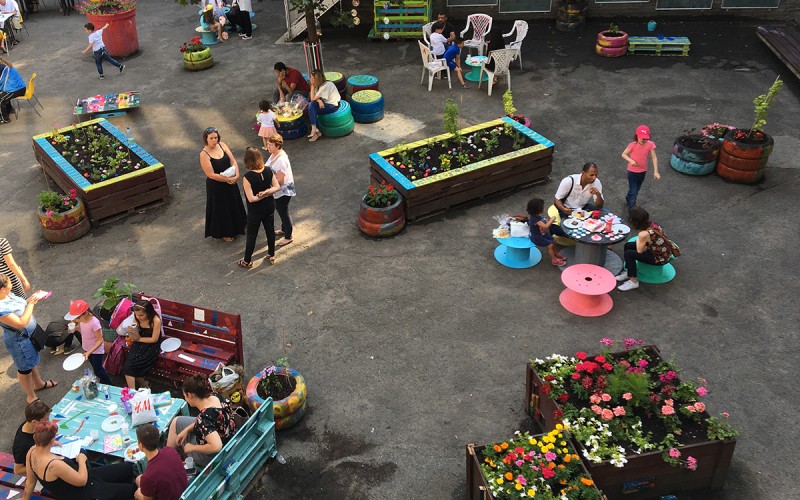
[559,263,616,317]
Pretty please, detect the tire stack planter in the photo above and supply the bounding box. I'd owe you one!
[317,101,355,138]
[37,199,91,243]
[350,90,385,123]
[275,112,308,140]
[183,48,214,71]
[556,0,587,32]
[325,71,348,101]
[596,30,629,57]
[716,129,773,183]
[346,74,380,96]
[246,367,307,430]
[358,195,406,237]
[670,135,721,176]
[85,7,139,58]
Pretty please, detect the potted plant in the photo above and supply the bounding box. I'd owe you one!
[77,0,138,57]
[595,23,628,58]
[358,180,405,237]
[466,427,604,499]
[245,357,307,430]
[526,338,739,499]
[502,90,531,129]
[717,76,783,183]
[37,189,91,243]
[180,36,214,71]
[91,277,136,338]
[669,125,729,176]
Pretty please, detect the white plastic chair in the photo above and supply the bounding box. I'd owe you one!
[422,21,435,48]
[504,20,528,70]
[478,49,515,96]
[418,40,451,91]
[459,14,492,56]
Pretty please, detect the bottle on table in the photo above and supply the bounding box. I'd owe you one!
[82,368,99,400]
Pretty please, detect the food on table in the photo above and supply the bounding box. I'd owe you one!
[582,219,605,232]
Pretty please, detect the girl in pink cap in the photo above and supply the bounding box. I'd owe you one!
[621,125,660,210]
[64,299,111,384]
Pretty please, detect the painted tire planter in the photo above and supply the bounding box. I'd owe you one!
[358,195,406,237]
[346,74,380,96]
[353,110,384,124]
[85,7,139,58]
[38,199,91,243]
[673,135,721,163]
[245,366,307,430]
[318,101,353,128]
[351,90,385,123]
[597,30,629,48]
[275,113,308,141]
[670,154,717,176]
[721,129,774,160]
[318,118,355,138]
[183,48,214,71]
[596,44,627,58]
[325,71,347,100]
[717,129,773,183]
[555,0,586,32]
[716,162,763,184]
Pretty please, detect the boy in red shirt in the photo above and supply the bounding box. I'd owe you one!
[135,424,189,500]
[621,124,660,210]
[273,61,311,103]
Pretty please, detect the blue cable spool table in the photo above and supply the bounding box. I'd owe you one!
[494,236,542,268]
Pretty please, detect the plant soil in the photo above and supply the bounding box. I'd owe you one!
[730,129,769,145]
[680,135,719,150]
[257,374,297,401]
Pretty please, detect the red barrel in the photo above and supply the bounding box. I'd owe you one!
[86,7,139,58]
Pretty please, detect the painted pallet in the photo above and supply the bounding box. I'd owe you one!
[371,0,430,40]
[757,25,800,81]
[628,36,690,56]
[0,453,56,499]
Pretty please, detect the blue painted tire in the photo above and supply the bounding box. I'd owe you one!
[275,116,305,131]
[353,110,384,123]
[673,136,720,163]
[278,125,309,140]
[350,97,384,115]
[670,154,716,176]
[318,118,355,138]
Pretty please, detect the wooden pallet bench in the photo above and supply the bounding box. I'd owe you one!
[628,36,690,56]
[371,0,429,40]
[757,25,800,80]
[0,452,55,499]
[139,293,244,390]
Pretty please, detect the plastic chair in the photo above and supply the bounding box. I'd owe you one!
[13,73,43,118]
[459,14,492,56]
[418,40,450,91]
[421,21,434,48]
[504,20,528,69]
[478,49,514,96]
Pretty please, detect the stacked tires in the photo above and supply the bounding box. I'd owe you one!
[325,71,348,100]
[670,135,721,176]
[358,196,406,237]
[183,48,214,71]
[596,30,628,58]
[717,129,773,183]
[275,113,308,141]
[245,367,307,430]
[556,0,587,32]
[347,74,380,95]
[318,101,355,138]
[350,90,385,123]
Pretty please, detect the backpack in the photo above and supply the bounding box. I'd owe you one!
[103,335,129,375]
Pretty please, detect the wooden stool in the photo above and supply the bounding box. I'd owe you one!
[559,264,615,317]
[548,205,576,247]
[350,90,384,123]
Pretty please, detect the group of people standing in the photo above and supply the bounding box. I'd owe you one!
[202,0,254,40]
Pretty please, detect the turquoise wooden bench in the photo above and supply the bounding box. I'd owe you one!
[181,397,277,499]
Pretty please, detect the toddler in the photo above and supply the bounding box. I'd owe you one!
[64,299,111,384]
[256,100,277,150]
[526,197,566,266]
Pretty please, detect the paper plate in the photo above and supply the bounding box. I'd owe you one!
[562,219,581,229]
[124,443,145,462]
[62,353,85,371]
[612,223,631,234]
[101,415,125,433]
[161,337,182,353]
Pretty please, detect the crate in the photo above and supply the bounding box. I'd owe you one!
[628,36,690,56]
[370,0,430,40]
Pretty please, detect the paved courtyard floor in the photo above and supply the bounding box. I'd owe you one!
[1,3,799,498]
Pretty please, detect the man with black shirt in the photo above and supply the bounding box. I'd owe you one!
[436,12,456,44]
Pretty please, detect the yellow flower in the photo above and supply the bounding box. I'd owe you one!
[563,447,569,454]
[527,489,536,496]
[529,438,537,445]
[560,441,567,446]
[557,433,563,438]
[515,484,523,491]
[496,478,504,485]
[555,423,564,431]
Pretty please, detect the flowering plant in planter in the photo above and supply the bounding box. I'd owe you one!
[179,36,206,53]
[256,357,296,400]
[364,181,398,208]
[77,0,136,15]
[532,338,739,470]
[38,189,79,216]
[700,123,734,140]
[479,426,602,499]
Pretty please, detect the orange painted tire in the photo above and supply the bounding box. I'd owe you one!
[596,44,627,58]
[596,30,628,48]
[716,161,764,184]
[358,196,406,237]
[721,130,773,160]
[717,151,768,172]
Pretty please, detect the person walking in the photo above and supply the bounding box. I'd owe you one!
[266,134,295,248]
[237,147,280,268]
[81,22,125,79]
[621,125,659,210]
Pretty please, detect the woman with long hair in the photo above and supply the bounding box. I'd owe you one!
[237,147,280,268]
[616,206,678,292]
[200,127,247,241]
[306,69,341,142]
[265,134,296,248]
[122,299,162,389]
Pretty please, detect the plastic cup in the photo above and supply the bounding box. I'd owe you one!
[184,457,194,469]
[121,422,129,435]
[90,430,99,441]
[68,322,76,333]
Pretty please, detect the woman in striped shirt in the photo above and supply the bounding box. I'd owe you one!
[0,238,30,297]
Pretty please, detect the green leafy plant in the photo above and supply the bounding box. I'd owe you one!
[608,23,619,35]
[77,0,136,14]
[38,189,79,216]
[257,357,294,398]
[502,89,516,117]
[364,181,399,208]
[92,277,136,312]
[707,414,740,441]
[443,98,461,143]
[749,76,783,138]
[605,370,651,407]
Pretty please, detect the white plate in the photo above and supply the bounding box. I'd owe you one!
[62,353,85,371]
[562,219,581,229]
[612,223,631,234]
[161,337,182,353]
[101,415,125,433]
[124,443,145,463]
[572,210,589,220]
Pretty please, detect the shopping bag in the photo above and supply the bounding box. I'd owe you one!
[130,388,158,426]
[209,363,247,410]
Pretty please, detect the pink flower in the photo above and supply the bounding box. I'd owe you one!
[600,337,614,346]
[589,394,601,404]
[515,459,524,467]
[668,448,681,458]
[613,406,626,416]
[722,412,730,418]
[661,405,675,415]
[638,359,649,368]
[601,393,611,402]
[45,210,54,217]
[694,402,706,412]
[517,475,527,486]
[687,456,697,470]
[664,399,674,406]
[686,405,696,413]
[622,393,633,401]
[601,409,614,420]
[696,387,708,396]
[591,405,602,414]
[545,452,556,461]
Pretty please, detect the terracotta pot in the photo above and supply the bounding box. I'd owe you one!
[358,195,405,237]
[183,48,214,71]
[246,366,307,430]
[38,199,91,243]
[86,7,138,58]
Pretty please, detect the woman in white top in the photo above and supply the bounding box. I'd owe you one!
[307,69,341,142]
[265,134,296,247]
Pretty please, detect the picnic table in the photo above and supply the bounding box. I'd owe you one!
[74,90,142,118]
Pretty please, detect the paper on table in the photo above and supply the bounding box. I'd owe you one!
[104,434,123,453]
[178,353,196,363]
[52,439,82,459]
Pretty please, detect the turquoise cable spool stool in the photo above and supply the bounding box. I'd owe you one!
[350,90,384,123]
[194,26,219,45]
[317,101,354,138]
[346,75,379,96]
[625,236,677,284]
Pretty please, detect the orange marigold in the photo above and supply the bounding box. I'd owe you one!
[558,464,566,469]
[501,442,509,450]
[581,478,594,486]
[504,472,513,481]
[560,479,567,485]
[564,455,572,463]
[493,445,502,452]
[548,462,556,469]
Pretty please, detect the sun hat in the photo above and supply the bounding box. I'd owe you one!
[64,299,90,320]
[204,4,213,10]
[635,125,650,140]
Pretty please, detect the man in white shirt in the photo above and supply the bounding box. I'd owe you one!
[429,22,447,57]
[549,162,604,236]
[0,0,21,45]
[81,22,125,79]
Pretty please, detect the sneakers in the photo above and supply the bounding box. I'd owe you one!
[51,345,65,355]
[617,280,640,292]
[119,64,125,74]
[62,345,77,355]
[241,35,252,40]
[615,271,628,282]
[99,74,105,79]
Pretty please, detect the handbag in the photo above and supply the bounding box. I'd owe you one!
[28,324,49,351]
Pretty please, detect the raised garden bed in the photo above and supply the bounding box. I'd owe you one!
[524,345,737,500]
[32,119,169,226]
[369,117,554,221]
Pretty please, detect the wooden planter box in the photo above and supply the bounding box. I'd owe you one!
[524,348,737,500]
[369,117,554,222]
[32,119,169,226]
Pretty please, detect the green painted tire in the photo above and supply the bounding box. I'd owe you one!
[318,102,353,128]
[318,118,354,138]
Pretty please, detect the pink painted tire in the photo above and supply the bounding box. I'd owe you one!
[596,30,629,48]
[595,44,627,58]
[246,367,307,424]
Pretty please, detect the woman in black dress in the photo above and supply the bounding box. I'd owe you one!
[200,127,247,241]
[237,147,281,268]
[123,300,162,389]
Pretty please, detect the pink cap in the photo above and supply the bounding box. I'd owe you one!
[635,125,650,140]
[64,299,90,320]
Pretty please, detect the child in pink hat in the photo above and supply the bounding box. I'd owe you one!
[64,299,111,384]
[621,125,660,210]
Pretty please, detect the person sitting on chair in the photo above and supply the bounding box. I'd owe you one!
[0,57,26,124]
[0,0,22,43]
[134,424,188,500]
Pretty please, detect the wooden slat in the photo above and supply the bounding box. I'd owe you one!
[757,25,800,80]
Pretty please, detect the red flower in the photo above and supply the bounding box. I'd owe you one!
[571,372,581,380]
[595,355,606,363]
[541,467,555,479]
[541,384,552,395]
[557,393,569,403]
[602,363,613,371]
[576,352,587,360]
[553,409,563,420]
[514,447,524,455]
[544,375,555,381]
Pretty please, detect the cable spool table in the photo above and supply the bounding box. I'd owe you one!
[350,90,384,123]
[275,111,308,140]
[346,75,380,96]
[559,264,615,317]
[494,237,542,269]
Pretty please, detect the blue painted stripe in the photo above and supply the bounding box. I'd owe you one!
[34,137,92,189]
[502,116,555,148]
[191,320,230,333]
[369,153,415,190]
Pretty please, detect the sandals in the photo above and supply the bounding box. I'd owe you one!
[551,257,567,266]
[275,230,285,237]
[461,83,471,89]
[37,380,59,391]
[308,131,322,142]
[276,238,292,248]
[236,259,253,268]
[267,255,276,265]
[222,237,235,242]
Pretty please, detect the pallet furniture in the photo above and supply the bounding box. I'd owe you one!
[0,452,56,499]
[140,293,244,390]
[628,36,690,56]
[370,0,430,40]
[74,90,142,119]
[369,117,554,222]
[181,397,277,499]
[32,119,169,226]
[757,25,800,80]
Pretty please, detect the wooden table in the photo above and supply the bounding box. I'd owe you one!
[74,90,142,119]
